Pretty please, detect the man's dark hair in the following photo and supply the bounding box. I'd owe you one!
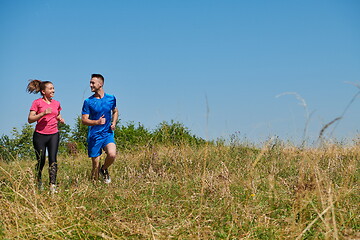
[91,73,104,82]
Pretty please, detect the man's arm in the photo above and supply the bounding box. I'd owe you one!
[82,114,106,126]
[110,107,119,131]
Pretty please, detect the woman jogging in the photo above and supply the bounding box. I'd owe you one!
[27,79,65,193]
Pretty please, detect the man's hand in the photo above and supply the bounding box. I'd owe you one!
[97,115,106,125]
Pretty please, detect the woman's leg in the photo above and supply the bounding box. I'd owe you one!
[33,132,47,182]
[47,132,59,185]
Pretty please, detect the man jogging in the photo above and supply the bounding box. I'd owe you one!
[81,74,118,183]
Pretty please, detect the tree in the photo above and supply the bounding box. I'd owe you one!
[13,124,34,158]
[71,115,88,152]
[0,134,16,161]
[58,122,72,154]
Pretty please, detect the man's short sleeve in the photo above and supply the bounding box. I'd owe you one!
[112,96,117,110]
[82,99,89,115]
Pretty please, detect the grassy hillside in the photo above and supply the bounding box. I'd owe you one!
[0,143,359,239]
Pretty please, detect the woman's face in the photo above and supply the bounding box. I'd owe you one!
[42,83,55,99]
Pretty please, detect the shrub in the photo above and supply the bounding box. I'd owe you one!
[114,122,152,150]
[152,120,205,146]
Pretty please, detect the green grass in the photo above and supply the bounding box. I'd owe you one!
[0,144,359,239]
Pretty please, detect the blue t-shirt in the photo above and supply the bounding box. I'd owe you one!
[82,93,116,139]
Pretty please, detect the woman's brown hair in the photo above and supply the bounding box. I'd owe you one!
[26,80,52,95]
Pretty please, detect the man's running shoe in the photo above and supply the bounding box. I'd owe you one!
[99,166,111,184]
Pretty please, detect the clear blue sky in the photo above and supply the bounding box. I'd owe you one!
[1,0,359,144]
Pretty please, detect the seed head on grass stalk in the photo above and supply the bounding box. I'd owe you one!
[316,82,360,145]
[328,82,360,138]
[318,117,342,144]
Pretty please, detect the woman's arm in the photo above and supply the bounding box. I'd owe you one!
[57,113,65,124]
[28,108,51,123]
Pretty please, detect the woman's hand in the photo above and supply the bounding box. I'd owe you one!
[44,107,52,115]
[57,115,65,124]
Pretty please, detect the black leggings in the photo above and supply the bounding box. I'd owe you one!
[33,131,59,184]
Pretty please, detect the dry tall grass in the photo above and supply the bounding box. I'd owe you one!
[0,143,359,239]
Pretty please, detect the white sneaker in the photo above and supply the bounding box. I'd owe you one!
[49,184,58,194]
[99,166,111,184]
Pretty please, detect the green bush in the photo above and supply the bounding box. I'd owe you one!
[153,120,205,146]
[0,119,208,161]
[115,122,152,150]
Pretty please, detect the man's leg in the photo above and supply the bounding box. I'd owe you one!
[102,142,116,170]
[98,143,116,183]
[88,136,102,181]
[91,156,101,180]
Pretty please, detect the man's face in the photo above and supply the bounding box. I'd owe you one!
[90,77,103,92]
